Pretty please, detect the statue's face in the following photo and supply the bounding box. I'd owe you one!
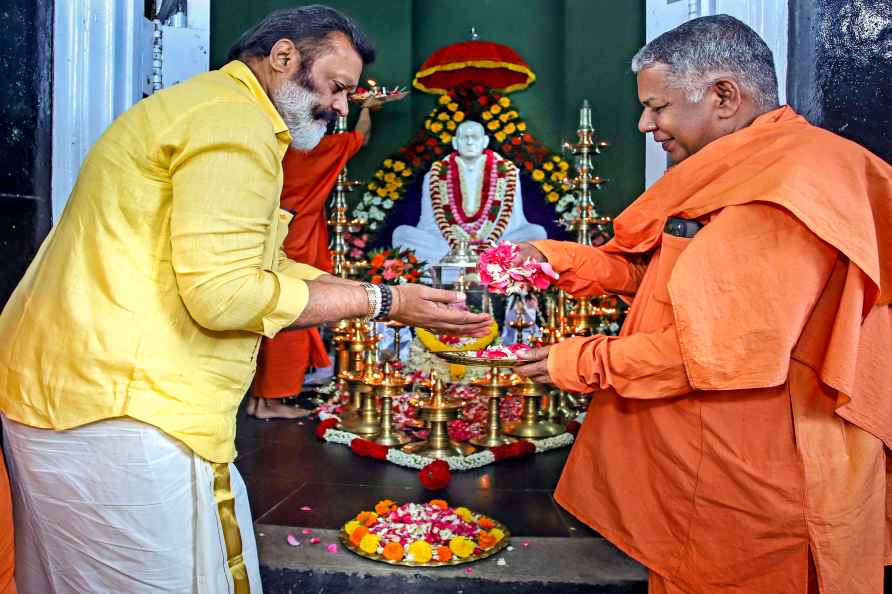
[452,122,489,158]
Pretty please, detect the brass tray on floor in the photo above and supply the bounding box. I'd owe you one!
[434,350,523,368]
[339,520,511,567]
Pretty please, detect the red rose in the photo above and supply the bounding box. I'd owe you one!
[473,85,485,94]
[419,459,451,490]
[477,96,489,106]
[523,133,533,142]
[411,158,422,167]
[511,137,522,146]
[501,143,511,152]
[523,161,534,171]
[434,147,443,155]
[415,145,425,153]
[315,418,338,440]
[426,138,438,147]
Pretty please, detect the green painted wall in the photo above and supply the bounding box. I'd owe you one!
[210,0,644,216]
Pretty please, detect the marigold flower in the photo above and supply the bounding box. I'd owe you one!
[481,111,493,121]
[359,533,381,555]
[384,172,396,182]
[408,540,432,563]
[489,528,506,542]
[383,541,404,561]
[438,95,451,105]
[374,170,384,179]
[494,132,506,143]
[349,525,369,547]
[439,132,452,144]
[437,112,450,121]
[392,161,406,172]
[490,104,502,115]
[376,188,387,197]
[504,123,516,135]
[449,536,476,558]
[559,161,569,171]
[477,516,496,530]
[428,499,448,509]
[453,111,465,122]
[446,120,456,130]
[401,169,411,177]
[383,159,393,167]
[547,191,559,203]
[430,122,443,133]
[374,499,396,515]
[543,162,554,171]
[532,170,545,181]
[454,507,473,522]
[486,120,500,131]
[517,122,527,131]
[343,520,361,536]
[477,531,498,549]
[447,102,458,112]
[356,511,379,527]
[498,97,511,107]
[436,545,453,562]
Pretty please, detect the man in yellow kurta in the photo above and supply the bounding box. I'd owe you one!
[517,16,891,594]
[0,6,490,593]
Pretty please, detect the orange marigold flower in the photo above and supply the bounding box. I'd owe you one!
[428,499,448,509]
[477,531,498,550]
[477,516,496,529]
[436,545,452,562]
[371,253,386,268]
[349,525,369,547]
[383,541,405,561]
[371,274,383,284]
[375,499,396,515]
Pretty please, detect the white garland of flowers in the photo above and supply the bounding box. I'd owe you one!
[317,412,582,472]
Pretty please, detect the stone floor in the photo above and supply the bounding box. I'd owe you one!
[234,401,648,593]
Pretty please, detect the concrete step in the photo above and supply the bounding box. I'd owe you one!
[256,524,648,594]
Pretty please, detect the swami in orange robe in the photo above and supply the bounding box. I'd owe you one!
[0,452,15,594]
[533,107,891,593]
[251,131,365,399]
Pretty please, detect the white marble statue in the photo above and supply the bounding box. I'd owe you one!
[392,121,546,264]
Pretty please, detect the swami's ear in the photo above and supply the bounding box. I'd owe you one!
[710,78,742,119]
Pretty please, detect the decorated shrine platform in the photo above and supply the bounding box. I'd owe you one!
[234,401,648,593]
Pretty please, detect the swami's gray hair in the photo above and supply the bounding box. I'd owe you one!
[631,14,779,109]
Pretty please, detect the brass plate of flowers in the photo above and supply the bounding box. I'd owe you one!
[434,351,522,368]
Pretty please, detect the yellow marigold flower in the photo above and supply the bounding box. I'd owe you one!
[499,113,510,122]
[384,172,396,183]
[401,169,412,177]
[392,161,406,172]
[486,120,500,131]
[454,507,473,522]
[388,191,398,200]
[494,132,507,142]
[408,540,433,563]
[453,111,465,122]
[507,110,518,119]
[439,132,452,144]
[547,191,560,203]
[437,112,450,121]
[532,169,545,181]
[490,104,502,115]
[517,122,527,131]
[446,120,456,130]
[374,170,384,179]
[542,183,553,192]
[438,95,451,105]
[344,520,361,536]
[489,528,505,542]
[359,533,381,555]
[430,122,443,133]
[449,536,475,559]
[559,161,569,171]
[447,102,458,112]
[551,172,564,181]
[383,159,393,168]
[561,183,571,192]
[481,111,493,121]
[376,188,388,197]
[424,119,432,130]
[368,182,378,190]
[543,162,554,171]
[503,123,516,134]
[498,96,511,107]
[552,155,562,162]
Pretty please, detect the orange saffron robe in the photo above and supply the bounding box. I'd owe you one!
[537,107,892,594]
[252,132,364,397]
[0,452,15,594]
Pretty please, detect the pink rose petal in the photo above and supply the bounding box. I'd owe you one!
[522,539,530,548]
[302,528,314,535]
[464,568,474,574]
[326,544,338,554]
[310,537,321,544]
[300,506,312,511]
[286,533,300,546]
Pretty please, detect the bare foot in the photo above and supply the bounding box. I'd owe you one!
[253,398,313,420]
[246,397,258,416]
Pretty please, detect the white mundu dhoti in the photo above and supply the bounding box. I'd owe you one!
[1,414,262,594]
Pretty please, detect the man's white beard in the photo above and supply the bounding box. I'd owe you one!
[272,78,327,151]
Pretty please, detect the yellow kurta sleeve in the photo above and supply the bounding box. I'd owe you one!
[532,240,646,298]
[168,100,310,337]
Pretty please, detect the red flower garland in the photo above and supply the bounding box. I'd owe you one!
[491,440,536,461]
[315,418,338,440]
[349,438,390,460]
[419,459,452,490]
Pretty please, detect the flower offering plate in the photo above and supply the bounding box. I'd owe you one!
[340,499,510,567]
[434,351,522,368]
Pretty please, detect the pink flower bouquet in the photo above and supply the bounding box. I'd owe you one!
[477,241,558,295]
[475,343,531,359]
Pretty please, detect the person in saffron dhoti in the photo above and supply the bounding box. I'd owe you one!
[515,15,892,594]
[0,6,491,593]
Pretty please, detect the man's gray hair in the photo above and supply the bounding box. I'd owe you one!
[631,14,779,109]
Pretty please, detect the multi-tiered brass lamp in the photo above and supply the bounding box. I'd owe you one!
[402,372,476,459]
[374,362,412,446]
[328,115,365,278]
[468,368,516,448]
[503,377,565,439]
[563,100,611,247]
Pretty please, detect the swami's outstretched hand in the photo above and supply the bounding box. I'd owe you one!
[391,284,493,337]
[514,345,554,384]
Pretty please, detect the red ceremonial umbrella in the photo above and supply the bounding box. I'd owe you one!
[413,40,536,95]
